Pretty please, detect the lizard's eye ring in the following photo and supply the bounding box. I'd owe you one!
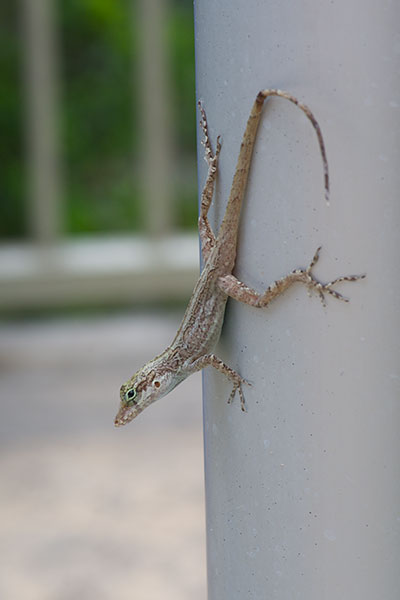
[125,388,137,405]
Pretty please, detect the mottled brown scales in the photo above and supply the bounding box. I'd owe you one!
[135,371,156,393]
[114,89,365,427]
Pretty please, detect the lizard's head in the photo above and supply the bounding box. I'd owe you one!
[114,370,172,427]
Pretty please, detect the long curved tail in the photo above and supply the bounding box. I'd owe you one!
[217,89,330,245]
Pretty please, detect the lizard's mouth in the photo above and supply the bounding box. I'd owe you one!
[114,403,143,427]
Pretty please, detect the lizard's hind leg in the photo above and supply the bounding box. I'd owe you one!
[218,246,365,308]
[198,101,221,261]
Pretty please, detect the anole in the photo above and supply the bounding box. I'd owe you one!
[114,89,365,427]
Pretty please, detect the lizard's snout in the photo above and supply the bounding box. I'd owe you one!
[114,403,142,427]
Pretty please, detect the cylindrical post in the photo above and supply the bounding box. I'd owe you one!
[21,0,62,244]
[195,1,400,598]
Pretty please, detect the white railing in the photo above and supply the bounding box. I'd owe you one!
[0,0,198,310]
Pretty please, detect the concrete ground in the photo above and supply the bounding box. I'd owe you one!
[0,313,206,600]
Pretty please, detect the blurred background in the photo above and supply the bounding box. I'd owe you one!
[0,1,206,598]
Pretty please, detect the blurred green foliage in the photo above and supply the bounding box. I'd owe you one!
[0,0,196,239]
[0,3,25,238]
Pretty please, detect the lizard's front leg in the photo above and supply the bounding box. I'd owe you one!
[198,101,221,261]
[187,353,249,411]
[218,246,366,308]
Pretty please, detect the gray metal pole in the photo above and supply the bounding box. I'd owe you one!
[21,0,62,244]
[195,1,400,599]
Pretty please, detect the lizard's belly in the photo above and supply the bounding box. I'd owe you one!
[178,292,227,359]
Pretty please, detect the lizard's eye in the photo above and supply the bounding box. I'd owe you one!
[154,380,161,388]
[125,388,137,405]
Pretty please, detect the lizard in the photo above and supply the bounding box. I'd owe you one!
[114,89,365,427]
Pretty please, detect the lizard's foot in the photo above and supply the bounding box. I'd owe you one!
[198,100,221,166]
[228,376,251,412]
[187,353,250,412]
[296,246,366,307]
